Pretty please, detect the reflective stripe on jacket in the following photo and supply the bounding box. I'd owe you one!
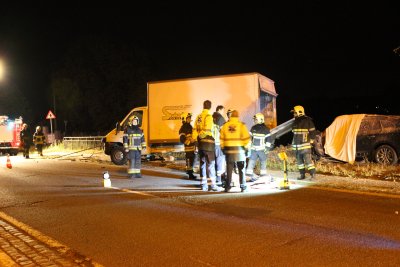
[123,125,146,150]
[212,124,221,146]
[179,122,196,152]
[33,132,45,145]
[220,117,251,160]
[249,123,271,151]
[291,115,316,151]
[193,109,215,151]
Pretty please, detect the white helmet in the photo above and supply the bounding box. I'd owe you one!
[129,116,139,125]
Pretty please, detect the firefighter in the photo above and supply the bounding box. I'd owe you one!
[291,105,317,180]
[33,126,46,156]
[246,113,272,182]
[220,110,251,192]
[123,116,146,178]
[179,112,197,180]
[20,123,31,159]
[192,100,222,192]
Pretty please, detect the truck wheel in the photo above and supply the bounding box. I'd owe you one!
[374,145,398,165]
[110,146,128,165]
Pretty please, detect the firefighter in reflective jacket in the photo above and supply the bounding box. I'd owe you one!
[179,112,197,180]
[123,116,146,178]
[246,113,272,182]
[291,105,316,180]
[220,110,251,193]
[192,100,222,192]
[33,126,46,156]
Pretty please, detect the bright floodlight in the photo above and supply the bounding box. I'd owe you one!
[0,59,5,81]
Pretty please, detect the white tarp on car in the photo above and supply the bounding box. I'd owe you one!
[324,114,366,164]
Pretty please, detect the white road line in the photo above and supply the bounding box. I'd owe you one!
[310,186,400,199]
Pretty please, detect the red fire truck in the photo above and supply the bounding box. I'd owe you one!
[0,115,23,155]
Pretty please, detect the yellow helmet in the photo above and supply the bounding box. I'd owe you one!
[36,126,42,131]
[292,105,305,117]
[129,116,139,125]
[253,113,264,124]
[181,112,192,122]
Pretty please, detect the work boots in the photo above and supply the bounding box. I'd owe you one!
[297,169,306,180]
[309,169,316,180]
[187,170,197,180]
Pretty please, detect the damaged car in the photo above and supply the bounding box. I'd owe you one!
[314,114,400,165]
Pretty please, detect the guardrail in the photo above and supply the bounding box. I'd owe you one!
[62,136,104,150]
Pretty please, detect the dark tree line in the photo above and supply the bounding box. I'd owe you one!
[0,83,32,121]
[48,36,154,135]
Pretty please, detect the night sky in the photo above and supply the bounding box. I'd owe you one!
[0,3,399,134]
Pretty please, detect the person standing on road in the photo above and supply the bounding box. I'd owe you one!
[33,126,46,156]
[179,112,197,180]
[123,116,146,179]
[291,105,316,180]
[220,110,251,193]
[246,113,272,182]
[20,123,32,159]
[192,100,222,192]
[212,105,226,185]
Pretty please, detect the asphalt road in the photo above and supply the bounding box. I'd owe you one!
[0,155,399,266]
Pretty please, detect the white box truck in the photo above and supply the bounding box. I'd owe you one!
[103,72,278,165]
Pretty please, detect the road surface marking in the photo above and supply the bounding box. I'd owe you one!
[311,186,400,199]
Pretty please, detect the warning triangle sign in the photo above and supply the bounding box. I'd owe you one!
[46,110,56,119]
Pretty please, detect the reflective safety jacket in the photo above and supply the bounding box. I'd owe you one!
[179,122,196,152]
[292,115,316,151]
[123,125,146,151]
[33,131,45,145]
[220,117,251,162]
[212,112,225,147]
[211,124,221,146]
[249,123,271,151]
[192,109,215,152]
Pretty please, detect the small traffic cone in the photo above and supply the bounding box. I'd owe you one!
[103,171,111,188]
[6,155,12,169]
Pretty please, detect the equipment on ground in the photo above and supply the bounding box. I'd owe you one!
[6,154,12,169]
[103,171,111,188]
[278,151,290,190]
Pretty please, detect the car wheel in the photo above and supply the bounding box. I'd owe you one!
[110,146,128,165]
[374,145,398,165]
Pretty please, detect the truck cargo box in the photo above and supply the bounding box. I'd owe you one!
[147,72,277,144]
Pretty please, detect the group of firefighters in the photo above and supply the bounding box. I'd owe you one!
[122,100,316,192]
[19,124,46,159]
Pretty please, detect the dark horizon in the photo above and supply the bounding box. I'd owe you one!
[0,4,398,135]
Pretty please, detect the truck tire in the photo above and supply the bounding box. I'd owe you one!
[110,146,128,165]
[374,145,398,165]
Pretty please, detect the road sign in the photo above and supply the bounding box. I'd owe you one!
[46,110,56,119]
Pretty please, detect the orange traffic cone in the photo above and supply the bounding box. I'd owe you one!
[6,155,12,169]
